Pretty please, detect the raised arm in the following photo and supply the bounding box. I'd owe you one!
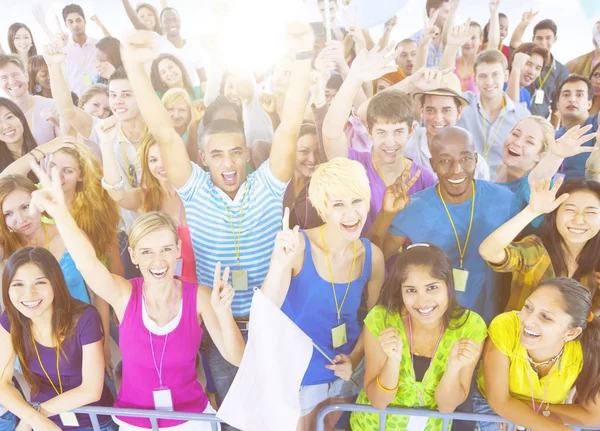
[378,16,397,49]
[32,3,56,41]
[44,39,95,138]
[440,18,472,71]
[441,0,459,45]
[487,0,501,51]
[121,0,149,31]
[364,323,402,410]
[323,44,402,160]
[90,15,112,38]
[29,164,131,309]
[121,30,192,189]
[268,22,314,183]
[414,11,440,72]
[506,53,528,103]
[0,137,77,178]
[510,9,538,49]
[479,178,567,265]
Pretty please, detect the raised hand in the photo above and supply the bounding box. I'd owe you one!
[549,124,596,159]
[122,30,159,64]
[272,207,300,267]
[32,3,47,27]
[385,16,398,30]
[379,327,402,364]
[38,135,77,156]
[259,93,277,114]
[96,61,116,80]
[409,67,454,92]
[421,9,440,45]
[314,41,340,73]
[29,164,67,219]
[211,261,235,315]
[447,338,480,370]
[521,9,539,25]
[191,100,206,124]
[345,9,367,54]
[347,43,403,84]
[42,38,67,65]
[489,0,501,13]
[40,108,59,126]
[447,18,473,47]
[382,161,422,215]
[528,177,569,215]
[511,52,530,71]
[95,116,120,148]
[325,353,353,381]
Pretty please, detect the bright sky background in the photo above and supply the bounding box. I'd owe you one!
[1,0,598,72]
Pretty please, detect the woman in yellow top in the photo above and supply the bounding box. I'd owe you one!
[474,277,600,431]
[350,243,487,431]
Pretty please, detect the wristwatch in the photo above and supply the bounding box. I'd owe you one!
[292,51,315,60]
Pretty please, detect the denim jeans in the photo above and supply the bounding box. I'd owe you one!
[473,388,504,431]
[0,411,118,431]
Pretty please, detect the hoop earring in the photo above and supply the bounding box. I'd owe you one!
[34,83,42,94]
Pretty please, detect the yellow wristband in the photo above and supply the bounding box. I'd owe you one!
[376,374,398,393]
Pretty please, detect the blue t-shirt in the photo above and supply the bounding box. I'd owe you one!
[556,114,599,180]
[388,180,520,322]
[503,82,531,109]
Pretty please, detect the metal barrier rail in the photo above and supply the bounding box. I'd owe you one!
[314,403,586,431]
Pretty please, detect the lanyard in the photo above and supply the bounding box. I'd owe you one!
[120,127,147,187]
[144,279,177,388]
[221,181,250,267]
[293,184,309,230]
[481,97,507,160]
[32,333,63,395]
[437,182,475,268]
[372,153,408,185]
[320,225,357,322]
[538,60,555,90]
[524,350,561,414]
[408,314,444,407]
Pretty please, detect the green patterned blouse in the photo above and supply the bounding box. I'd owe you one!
[350,305,487,431]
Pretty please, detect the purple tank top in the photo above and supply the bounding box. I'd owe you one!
[115,278,207,427]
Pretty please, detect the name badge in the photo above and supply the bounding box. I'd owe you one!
[453,268,469,292]
[534,89,545,105]
[406,415,428,431]
[232,268,248,291]
[331,323,348,349]
[60,412,79,427]
[153,388,174,411]
[174,258,183,277]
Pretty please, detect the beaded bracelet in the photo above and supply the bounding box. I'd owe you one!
[376,374,398,393]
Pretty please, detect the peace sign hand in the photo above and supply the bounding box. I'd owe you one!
[272,207,300,267]
[549,124,597,159]
[521,9,539,25]
[527,177,569,216]
[29,163,68,219]
[382,160,422,215]
[421,9,440,45]
[211,262,235,315]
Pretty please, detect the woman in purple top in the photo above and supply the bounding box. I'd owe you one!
[29,164,245,430]
[0,247,115,431]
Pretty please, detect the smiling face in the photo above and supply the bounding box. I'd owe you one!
[0,105,25,145]
[130,228,181,282]
[13,27,33,54]
[137,7,157,31]
[555,190,600,246]
[502,118,545,172]
[167,98,191,130]
[369,120,414,166]
[421,95,462,139]
[474,62,508,101]
[223,76,241,106]
[0,62,28,98]
[82,92,110,119]
[499,16,509,43]
[430,130,477,200]
[147,143,168,184]
[65,12,86,37]
[519,285,581,350]
[48,151,82,198]
[201,133,248,196]
[520,53,544,88]
[396,41,418,76]
[161,9,181,37]
[401,265,449,325]
[533,29,557,52]
[295,133,319,180]
[158,58,183,89]
[9,262,54,319]
[557,80,592,124]
[322,193,369,240]
[2,189,40,236]
[109,79,140,122]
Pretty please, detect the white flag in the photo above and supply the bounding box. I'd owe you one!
[217,289,313,431]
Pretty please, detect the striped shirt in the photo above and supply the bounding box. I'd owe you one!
[176,160,288,316]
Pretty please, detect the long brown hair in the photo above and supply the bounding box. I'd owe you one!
[0,98,38,181]
[27,55,51,97]
[139,134,165,213]
[7,23,37,58]
[0,175,38,257]
[1,247,88,394]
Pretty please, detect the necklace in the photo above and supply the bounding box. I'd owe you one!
[527,347,564,373]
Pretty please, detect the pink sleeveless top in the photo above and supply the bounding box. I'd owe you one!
[115,278,207,427]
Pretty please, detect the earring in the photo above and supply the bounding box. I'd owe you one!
[135,264,139,269]
[34,83,42,94]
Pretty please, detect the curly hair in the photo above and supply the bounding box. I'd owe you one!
[150,53,195,98]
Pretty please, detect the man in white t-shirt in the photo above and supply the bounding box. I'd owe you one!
[0,55,58,145]
[160,7,208,87]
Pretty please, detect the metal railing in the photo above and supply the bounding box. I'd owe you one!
[314,403,587,431]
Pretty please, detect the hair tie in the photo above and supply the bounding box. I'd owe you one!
[588,312,594,323]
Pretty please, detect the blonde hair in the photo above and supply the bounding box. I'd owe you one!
[139,134,164,213]
[54,143,120,260]
[128,211,178,250]
[0,175,37,257]
[308,157,371,221]
[512,115,555,153]
[161,87,192,111]
[78,84,109,109]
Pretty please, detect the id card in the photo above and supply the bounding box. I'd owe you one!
[82,75,92,87]
[174,258,183,277]
[534,89,545,105]
[153,388,174,411]
[406,415,428,431]
[60,412,79,427]
[453,268,469,292]
[232,268,248,291]
[331,323,347,349]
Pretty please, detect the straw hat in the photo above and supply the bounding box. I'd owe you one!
[412,73,470,108]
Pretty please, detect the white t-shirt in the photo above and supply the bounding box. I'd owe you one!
[24,95,59,146]
[170,38,208,87]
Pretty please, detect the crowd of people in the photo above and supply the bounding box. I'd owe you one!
[0,0,600,431]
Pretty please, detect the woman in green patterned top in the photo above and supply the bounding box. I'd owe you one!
[350,243,488,431]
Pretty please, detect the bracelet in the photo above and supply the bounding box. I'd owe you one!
[586,161,600,176]
[101,177,125,192]
[376,374,398,393]
[29,151,40,163]
[30,148,44,162]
